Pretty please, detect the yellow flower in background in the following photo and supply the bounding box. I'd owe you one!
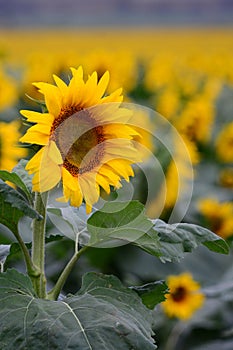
[175,68,202,98]
[0,68,18,111]
[219,168,233,188]
[156,88,180,120]
[21,53,61,102]
[162,273,205,320]
[174,96,215,143]
[128,108,154,159]
[216,122,233,163]
[164,136,199,210]
[20,66,142,212]
[0,120,27,171]
[144,55,175,92]
[198,198,233,239]
[146,133,198,217]
[81,50,138,94]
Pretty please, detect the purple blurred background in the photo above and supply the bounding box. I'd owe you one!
[0,0,232,27]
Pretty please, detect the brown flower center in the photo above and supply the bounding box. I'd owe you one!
[50,107,105,176]
[171,286,187,302]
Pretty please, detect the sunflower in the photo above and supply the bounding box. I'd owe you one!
[216,122,233,163]
[198,198,233,239]
[0,120,27,171]
[20,66,141,212]
[161,273,205,320]
[0,68,18,111]
[219,168,233,188]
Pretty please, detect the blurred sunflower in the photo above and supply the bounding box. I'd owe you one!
[216,122,233,163]
[20,66,142,212]
[162,273,205,320]
[219,168,233,188]
[164,136,199,210]
[198,198,233,239]
[0,68,18,111]
[81,50,137,94]
[0,120,27,171]
[174,96,215,144]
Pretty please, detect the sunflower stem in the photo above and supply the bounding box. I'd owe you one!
[47,245,88,300]
[164,321,187,350]
[13,228,40,279]
[32,191,48,298]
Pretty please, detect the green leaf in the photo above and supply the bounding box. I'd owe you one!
[87,201,153,248]
[133,219,229,262]
[77,272,156,349]
[10,242,31,255]
[0,168,32,203]
[0,180,41,234]
[0,245,10,263]
[0,268,35,296]
[130,280,169,309]
[133,227,161,256]
[12,159,33,193]
[47,205,89,244]
[0,269,156,350]
[155,219,229,262]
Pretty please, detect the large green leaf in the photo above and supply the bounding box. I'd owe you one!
[0,268,35,296]
[0,180,41,235]
[0,269,156,350]
[133,228,161,257]
[135,219,229,263]
[12,159,33,193]
[0,169,32,203]
[154,219,229,260]
[87,201,153,248]
[130,281,168,310]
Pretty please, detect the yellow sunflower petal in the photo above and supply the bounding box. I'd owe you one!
[107,159,134,181]
[69,186,83,207]
[33,82,62,116]
[85,203,92,214]
[20,131,50,145]
[25,147,44,173]
[79,172,100,207]
[20,110,54,125]
[26,122,51,135]
[94,105,132,123]
[101,88,123,103]
[62,167,79,191]
[104,124,140,139]
[32,161,61,192]
[81,72,99,106]
[53,74,68,95]
[104,139,140,162]
[48,141,63,164]
[27,145,62,192]
[70,66,83,80]
[95,71,110,100]
[59,168,83,207]
[68,68,85,106]
[98,165,121,187]
[96,173,111,194]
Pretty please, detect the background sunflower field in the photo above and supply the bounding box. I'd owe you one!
[0,1,233,348]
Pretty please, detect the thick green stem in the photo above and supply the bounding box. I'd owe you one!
[13,228,39,278]
[32,191,48,298]
[47,245,88,301]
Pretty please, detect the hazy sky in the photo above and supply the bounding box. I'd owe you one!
[0,0,232,27]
